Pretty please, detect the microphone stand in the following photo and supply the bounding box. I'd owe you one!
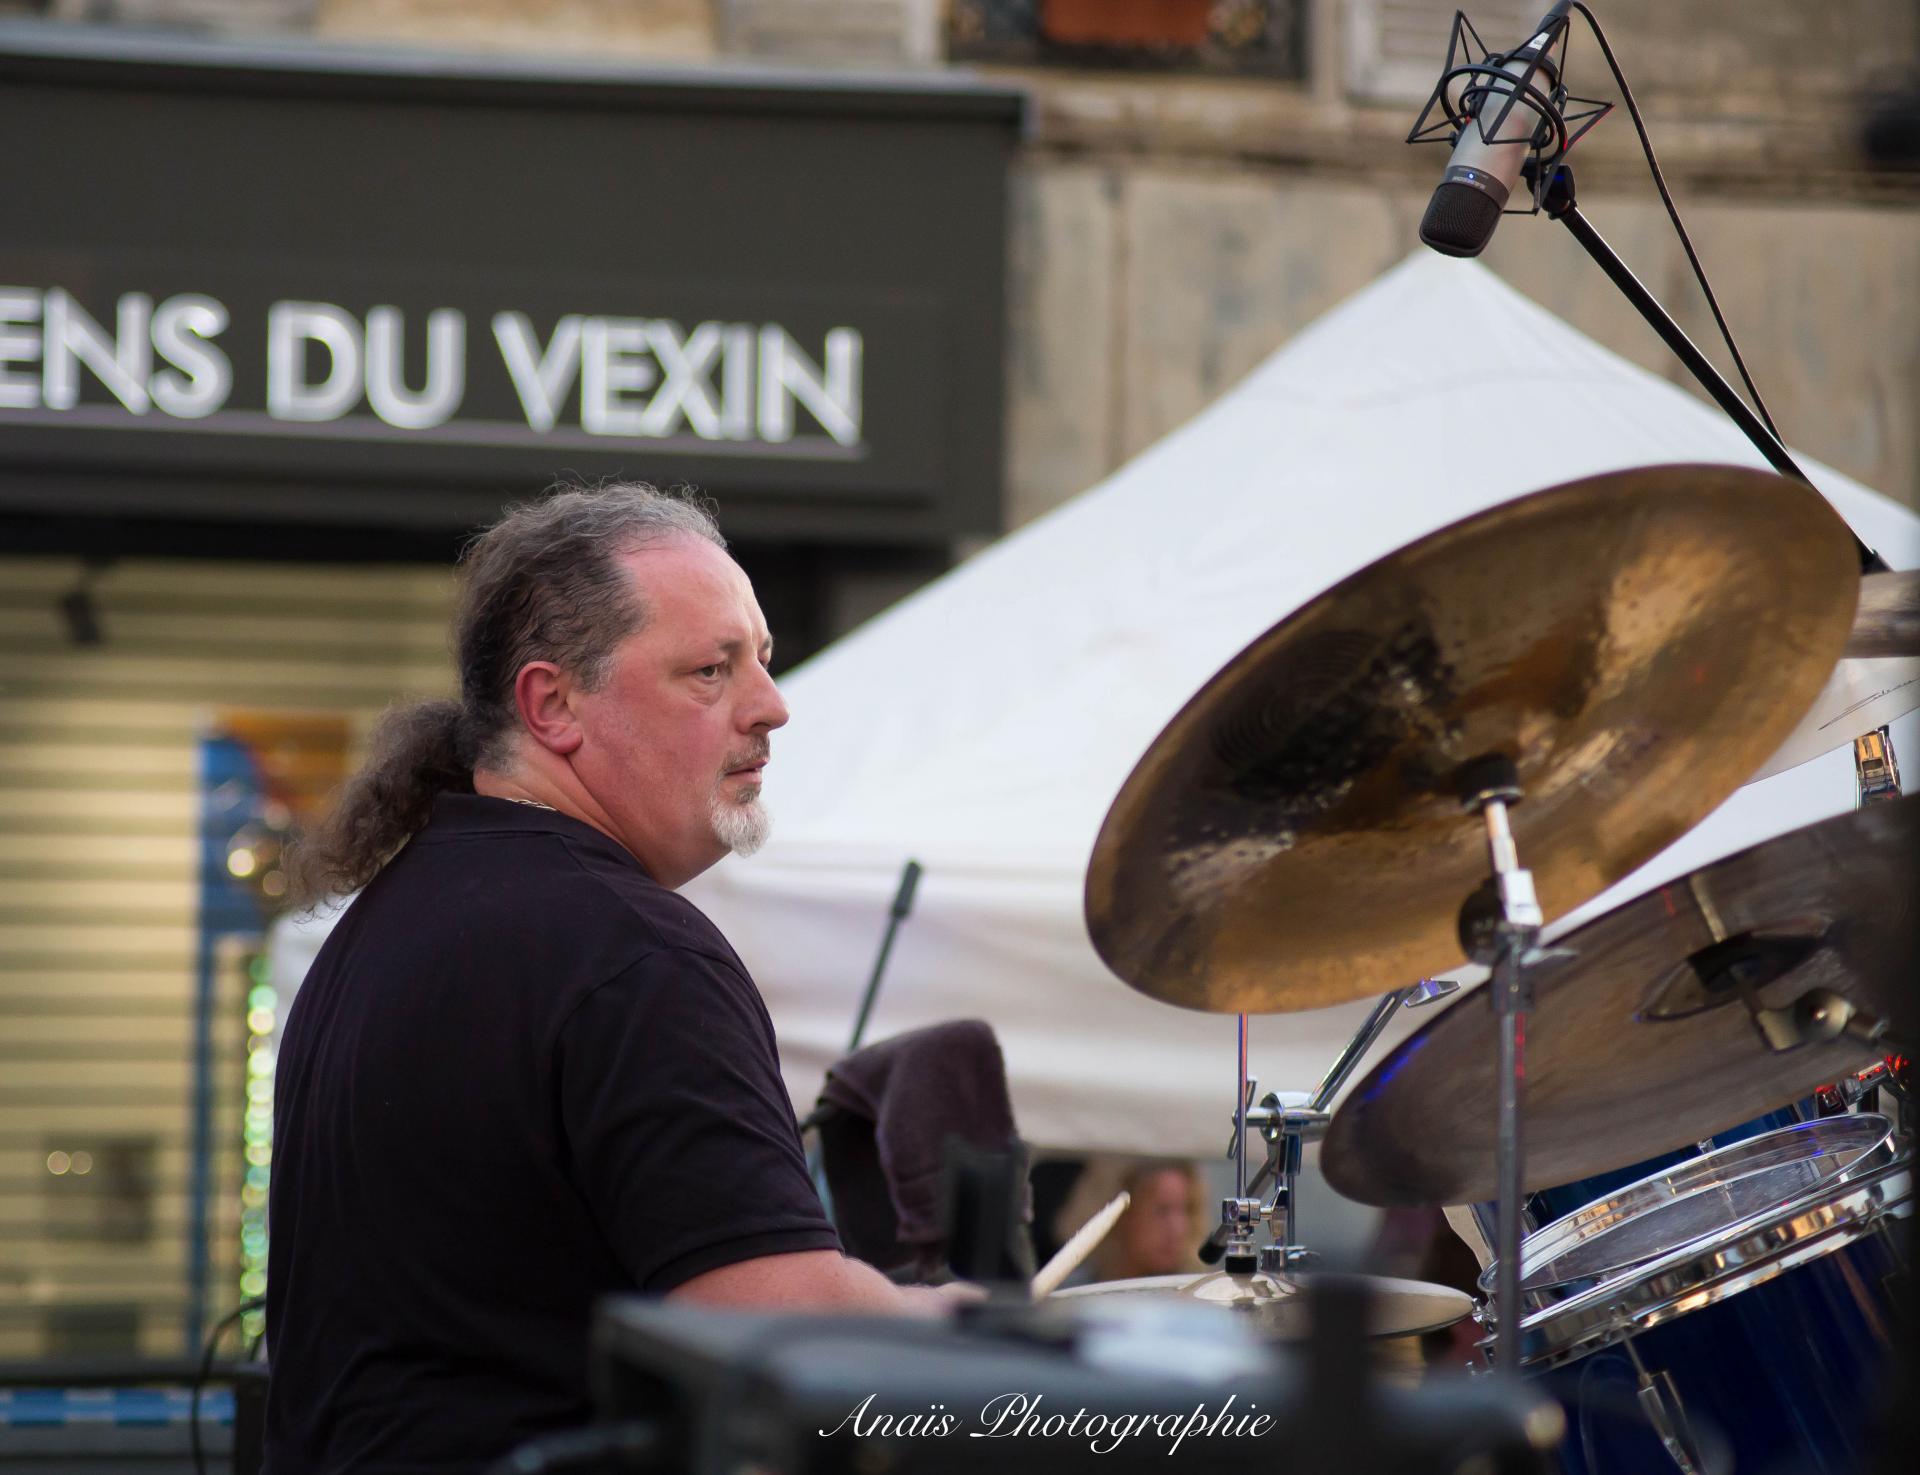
[806,858,924,1203]
[846,859,923,1054]
[1538,163,1887,574]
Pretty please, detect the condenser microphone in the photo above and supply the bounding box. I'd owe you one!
[1419,2,1570,258]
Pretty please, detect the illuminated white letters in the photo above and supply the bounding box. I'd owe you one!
[493,311,583,433]
[719,324,754,440]
[150,294,232,419]
[580,317,656,436]
[268,302,362,422]
[758,326,861,445]
[44,288,152,414]
[0,284,869,449]
[639,321,725,439]
[365,306,465,430]
[0,289,40,410]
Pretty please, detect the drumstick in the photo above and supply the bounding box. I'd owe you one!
[1032,1190,1130,1299]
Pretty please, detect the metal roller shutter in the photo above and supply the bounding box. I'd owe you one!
[0,553,454,1360]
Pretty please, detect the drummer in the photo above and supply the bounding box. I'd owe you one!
[266,485,970,1475]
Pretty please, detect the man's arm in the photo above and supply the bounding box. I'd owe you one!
[667,1250,966,1315]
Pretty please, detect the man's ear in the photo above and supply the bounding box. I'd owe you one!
[514,661,583,756]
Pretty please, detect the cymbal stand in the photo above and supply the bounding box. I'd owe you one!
[1211,987,1417,1272]
[1457,755,1542,1371]
[1855,727,1902,807]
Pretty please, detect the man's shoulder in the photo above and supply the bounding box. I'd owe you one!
[552,834,739,965]
[406,816,744,976]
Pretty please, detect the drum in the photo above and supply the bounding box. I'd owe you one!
[1512,1104,1812,1243]
[1485,1111,1891,1297]
[1482,1115,1910,1475]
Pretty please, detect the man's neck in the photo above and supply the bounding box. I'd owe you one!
[473,766,621,849]
[471,758,697,891]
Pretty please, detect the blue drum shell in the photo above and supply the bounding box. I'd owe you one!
[1537,1218,1903,1475]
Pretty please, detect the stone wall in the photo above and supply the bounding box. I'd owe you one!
[1000,0,1920,522]
[23,0,1920,519]
[312,0,718,59]
[720,0,941,63]
[46,0,320,28]
[316,0,945,66]
[1006,156,1920,524]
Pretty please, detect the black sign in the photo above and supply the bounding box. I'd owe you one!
[0,26,1023,545]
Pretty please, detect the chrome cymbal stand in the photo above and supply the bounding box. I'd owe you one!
[1456,755,1543,1371]
[1213,982,1441,1271]
[1855,726,1902,807]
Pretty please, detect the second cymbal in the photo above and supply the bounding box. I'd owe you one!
[1845,568,1920,660]
[1085,466,1860,1012]
[1319,794,1919,1206]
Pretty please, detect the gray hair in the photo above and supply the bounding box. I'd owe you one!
[288,482,724,905]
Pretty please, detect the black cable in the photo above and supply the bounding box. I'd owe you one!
[1569,1,1782,441]
[191,1296,266,1475]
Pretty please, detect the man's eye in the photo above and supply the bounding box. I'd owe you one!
[695,664,724,679]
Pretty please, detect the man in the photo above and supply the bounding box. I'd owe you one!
[266,485,953,1475]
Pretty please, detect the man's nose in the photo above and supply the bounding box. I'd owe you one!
[745,662,789,732]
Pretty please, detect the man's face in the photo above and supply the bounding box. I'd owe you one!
[568,537,789,888]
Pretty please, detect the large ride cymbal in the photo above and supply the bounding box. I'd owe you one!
[1085,466,1860,1012]
[1319,795,1919,1206]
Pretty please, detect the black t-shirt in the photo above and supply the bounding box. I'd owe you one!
[264,795,839,1475]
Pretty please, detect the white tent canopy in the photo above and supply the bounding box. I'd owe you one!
[686,251,1920,1159]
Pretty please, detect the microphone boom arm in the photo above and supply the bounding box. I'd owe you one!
[1541,167,1885,574]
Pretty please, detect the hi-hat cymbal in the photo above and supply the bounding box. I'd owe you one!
[1846,568,1920,660]
[1746,655,1920,783]
[1320,794,1919,1207]
[1085,465,1860,1012]
[1051,1269,1471,1340]
[1748,566,1920,782]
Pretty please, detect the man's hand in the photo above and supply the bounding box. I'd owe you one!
[667,1250,976,1316]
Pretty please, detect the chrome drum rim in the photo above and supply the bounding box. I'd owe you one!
[1479,1114,1896,1295]
[1509,1154,1912,1370]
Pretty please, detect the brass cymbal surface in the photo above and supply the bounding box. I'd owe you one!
[1085,466,1861,1012]
[1051,1269,1471,1340]
[1319,795,1919,1206]
[1845,568,1920,660]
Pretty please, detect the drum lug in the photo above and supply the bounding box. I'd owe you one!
[1624,1339,1706,1475]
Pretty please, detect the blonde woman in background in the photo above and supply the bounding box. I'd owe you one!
[1052,1156,1211,1285]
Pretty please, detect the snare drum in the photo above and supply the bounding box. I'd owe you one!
[1484,1115,1910,1475]
[1513,1103,1811,1243]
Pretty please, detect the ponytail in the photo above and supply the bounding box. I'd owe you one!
[286,699,474,909]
